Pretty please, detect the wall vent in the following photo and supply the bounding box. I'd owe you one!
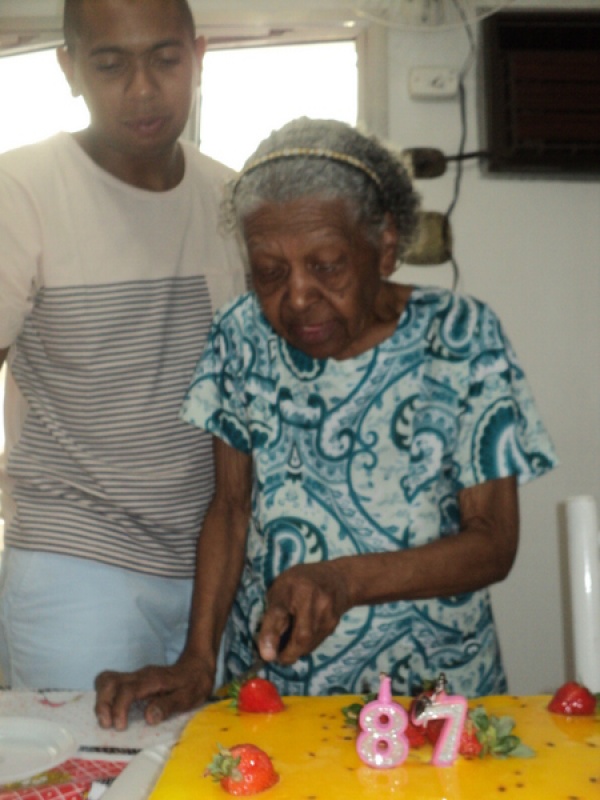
[481,10,600,177]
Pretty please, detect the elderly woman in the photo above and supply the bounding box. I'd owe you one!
[96,118,557,728]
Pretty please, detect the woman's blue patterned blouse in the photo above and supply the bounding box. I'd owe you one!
[180,286,558,698]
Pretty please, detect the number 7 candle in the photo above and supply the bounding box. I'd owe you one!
[411,673,467,766]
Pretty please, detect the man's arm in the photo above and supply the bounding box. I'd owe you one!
[95,437,252,729]
[259,475,519,664]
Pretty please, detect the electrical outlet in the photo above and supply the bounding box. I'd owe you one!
[408,67,458,100]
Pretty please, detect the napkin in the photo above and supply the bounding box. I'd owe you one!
[0,757,127,800]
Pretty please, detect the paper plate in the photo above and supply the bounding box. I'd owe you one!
[0,716,78,784]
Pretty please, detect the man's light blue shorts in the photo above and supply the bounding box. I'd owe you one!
[0,547,194,690]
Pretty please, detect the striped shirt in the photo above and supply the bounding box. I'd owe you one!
[0,133,245,577]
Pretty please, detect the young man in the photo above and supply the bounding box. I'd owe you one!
[0,0,245,689]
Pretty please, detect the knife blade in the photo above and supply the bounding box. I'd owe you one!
[211,623,292,700]
[212,654,266,700]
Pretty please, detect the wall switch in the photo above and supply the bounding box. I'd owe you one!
[408,67,458,99]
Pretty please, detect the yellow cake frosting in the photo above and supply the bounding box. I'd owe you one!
[149,695,600,800]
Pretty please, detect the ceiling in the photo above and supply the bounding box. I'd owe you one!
[1,0,600,56]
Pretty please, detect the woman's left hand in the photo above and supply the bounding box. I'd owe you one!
[258,561,350,665]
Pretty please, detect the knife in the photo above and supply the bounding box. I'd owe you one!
[212,654,266,700]
[212,623,292,700]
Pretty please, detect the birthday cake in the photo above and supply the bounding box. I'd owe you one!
[148,693,600,800]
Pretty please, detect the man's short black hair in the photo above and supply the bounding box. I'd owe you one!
[63,0,197,52]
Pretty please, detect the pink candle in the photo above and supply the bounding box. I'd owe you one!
[356,675,409,768]
[412,674,467,767]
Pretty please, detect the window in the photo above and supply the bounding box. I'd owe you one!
[0,40,358,162]
[0,49,89,152]
[200,40,358,169]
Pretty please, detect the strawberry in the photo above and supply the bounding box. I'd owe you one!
[230,677,285,714]
[467,706,535,759]
[424,718,445,745]
[458,717,483,758]
[548,681,599,716]
[408,691,444,745]
[205,743,279,796]
[415,703,534,759]
[342,692,427,749]
[343,693,427,748]
[341,693,377,728]
[404,718,427,748]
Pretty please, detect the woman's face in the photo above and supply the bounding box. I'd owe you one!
[243,195,398,360]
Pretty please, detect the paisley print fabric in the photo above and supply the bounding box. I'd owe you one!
[181,287,557,697]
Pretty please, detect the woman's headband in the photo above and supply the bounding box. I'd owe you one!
[235,147,383,192]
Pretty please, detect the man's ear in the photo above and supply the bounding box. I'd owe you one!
[378,214,400,278]
[56,46,80,98]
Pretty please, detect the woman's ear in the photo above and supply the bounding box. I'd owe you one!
[378,214,400,278]
[56,46,80,98]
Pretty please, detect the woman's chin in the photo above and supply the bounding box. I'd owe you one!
[285,323,345,360]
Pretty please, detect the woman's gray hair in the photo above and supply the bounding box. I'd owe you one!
[223,117,421,261]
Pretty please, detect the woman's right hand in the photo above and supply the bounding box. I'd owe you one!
[258,560,351,665]
[94,651,216,730]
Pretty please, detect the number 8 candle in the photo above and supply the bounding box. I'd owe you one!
[356,674,409,768]
[411,673,467,767]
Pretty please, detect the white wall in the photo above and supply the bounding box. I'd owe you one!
[386,26,600,693]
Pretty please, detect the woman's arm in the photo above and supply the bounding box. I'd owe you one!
[180,436,252,672]
[259,475,519,664]
[95,437,252,729]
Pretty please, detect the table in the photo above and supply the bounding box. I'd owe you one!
[0,691,194,800]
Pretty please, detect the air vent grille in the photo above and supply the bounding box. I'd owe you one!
[482,11,600,176]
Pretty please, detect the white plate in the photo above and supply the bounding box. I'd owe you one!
[0,716,78,784]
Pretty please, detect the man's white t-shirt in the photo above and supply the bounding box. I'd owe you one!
[0,133,245,577]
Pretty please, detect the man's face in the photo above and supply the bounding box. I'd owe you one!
[58,0,204,162]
